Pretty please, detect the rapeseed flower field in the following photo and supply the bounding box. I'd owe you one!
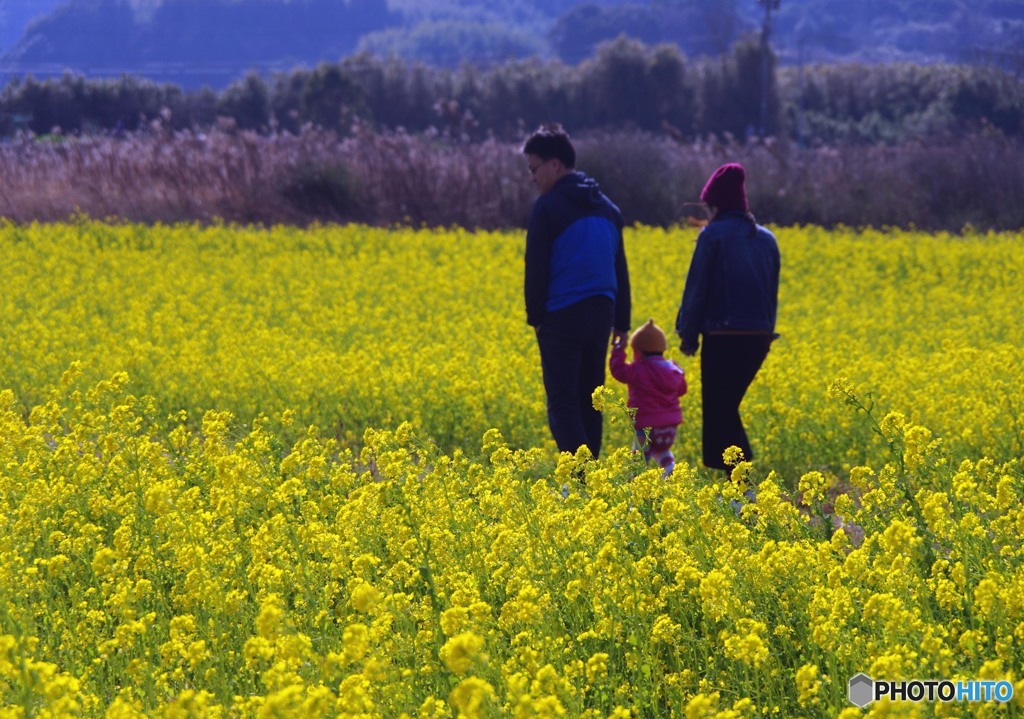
[0,220,1022,717]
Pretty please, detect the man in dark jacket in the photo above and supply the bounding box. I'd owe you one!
[522,124,631,458]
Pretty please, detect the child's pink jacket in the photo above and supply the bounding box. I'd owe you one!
[609,348,687,429]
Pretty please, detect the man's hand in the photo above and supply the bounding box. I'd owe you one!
[680,340,697,357]
[612,331,628,350]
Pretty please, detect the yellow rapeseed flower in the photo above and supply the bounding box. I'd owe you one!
[440,632,486,676]
[449,677,496,719]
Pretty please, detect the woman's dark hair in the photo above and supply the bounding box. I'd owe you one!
[522,123,576,168]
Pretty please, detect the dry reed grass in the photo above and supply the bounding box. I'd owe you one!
[0,124,1021,230]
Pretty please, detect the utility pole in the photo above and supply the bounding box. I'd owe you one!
[758,0,780,137]
[796,23,805,146]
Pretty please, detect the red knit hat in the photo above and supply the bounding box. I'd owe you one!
[700,163,749,212]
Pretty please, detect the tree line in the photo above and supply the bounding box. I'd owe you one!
[1,36,1022,145]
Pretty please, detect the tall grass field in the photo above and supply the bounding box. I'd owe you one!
[0,221,1022,718]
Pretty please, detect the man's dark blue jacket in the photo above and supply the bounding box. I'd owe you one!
[524,172,631,332]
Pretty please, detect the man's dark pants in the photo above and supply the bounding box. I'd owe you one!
[536,295,614,458]
[700,334,773,471]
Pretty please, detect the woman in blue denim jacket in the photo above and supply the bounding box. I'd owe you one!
[675,163,780,472]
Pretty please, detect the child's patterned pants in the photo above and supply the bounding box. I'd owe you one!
[634,425,678,476]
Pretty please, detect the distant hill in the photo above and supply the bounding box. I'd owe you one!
[0,0,65,52]
[545,0,1024,68]
[1,0,399,88]
[756,0,1024,67]
[1,0,1023,88]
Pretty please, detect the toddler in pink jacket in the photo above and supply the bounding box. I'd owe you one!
[610,319,688,475]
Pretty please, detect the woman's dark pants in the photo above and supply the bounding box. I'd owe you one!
[700,334,773,470]
[536,296,614,458]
